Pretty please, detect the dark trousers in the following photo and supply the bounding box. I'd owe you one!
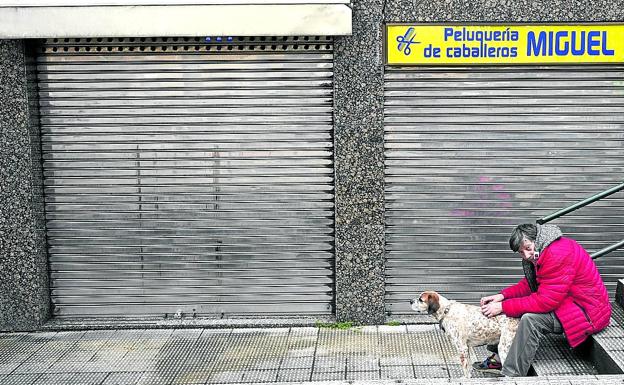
[501,312,563,377]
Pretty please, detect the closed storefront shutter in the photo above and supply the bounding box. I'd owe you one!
[38,37,335,317]
[384,66,624,315]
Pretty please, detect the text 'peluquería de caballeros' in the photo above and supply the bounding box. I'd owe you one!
[387,24,624,65]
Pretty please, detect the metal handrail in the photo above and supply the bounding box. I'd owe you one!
[536,181,624,260]
[537,181,624,225]
[591,240,624,260]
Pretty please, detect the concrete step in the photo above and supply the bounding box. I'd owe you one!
[532,333,597,376]
[589,303,624,374]
[616,278,624,308]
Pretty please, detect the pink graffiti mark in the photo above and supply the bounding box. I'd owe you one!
[451,209,475,217]
[450,176,514,217]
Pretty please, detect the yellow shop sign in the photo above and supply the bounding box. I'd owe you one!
[386,24,624,65]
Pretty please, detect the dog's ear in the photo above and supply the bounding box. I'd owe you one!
[426,292,440,315]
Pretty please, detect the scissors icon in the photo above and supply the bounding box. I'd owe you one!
[396,27,420,56]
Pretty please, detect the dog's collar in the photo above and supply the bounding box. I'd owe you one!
[438,302,453,331]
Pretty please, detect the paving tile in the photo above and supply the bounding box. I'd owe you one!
[276,368,310,382]
[310,371,344,381]
[48,362,94,373]
[57,349,97,363]
[0,373,41,385]
[171,368,212,385]
[79,362,131,373]
[121,349,161,362]
[380,341,417,369]
[316,328,378,356]
[0,353,31,366]
[207,369,244,384]
[138,370,179,385]
[346,356,379,371]
[12,362,52,374]
[313,356,345,372]
[90,350,129,363]
[111,360,152,373]
[380,356,412,366]
[101,372,144,385]
[283,347,316,358]
[346,370,380,380]
[413,364,449,378]
[0,363,20,375]
[32,372,75,385]
[412,351,447,365]
[175,361,212,374]
[445,363,461,378]
[249,358,281,370]
[280,356,314,369]
[70,372,108,384]
[241,369,278,382]
[380,365,414,379]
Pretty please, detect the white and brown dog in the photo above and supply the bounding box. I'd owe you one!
[410,291,519,378]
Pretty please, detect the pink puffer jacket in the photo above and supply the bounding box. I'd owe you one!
[501,237,611,348]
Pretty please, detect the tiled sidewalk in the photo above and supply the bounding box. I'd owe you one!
[0,324,620,385]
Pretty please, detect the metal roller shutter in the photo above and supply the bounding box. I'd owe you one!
[384,66,624,315]
[37,38,335,317]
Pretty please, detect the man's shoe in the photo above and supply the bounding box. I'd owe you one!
[472,353,503,375]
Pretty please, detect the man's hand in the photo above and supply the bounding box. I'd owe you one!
[481,301,503,318]
[480,293,504,306]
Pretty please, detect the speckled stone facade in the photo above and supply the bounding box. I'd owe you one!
[334,0,386,324]
[0,40,51,331]
[384,0,624,23]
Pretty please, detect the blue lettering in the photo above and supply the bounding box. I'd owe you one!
[587,31,600,55]
[444,28,453,41]
[555,31,569,55]
[602,31,615,55]
[570,31,585,55]
[527,31,547,56]
[548,31,554,56]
